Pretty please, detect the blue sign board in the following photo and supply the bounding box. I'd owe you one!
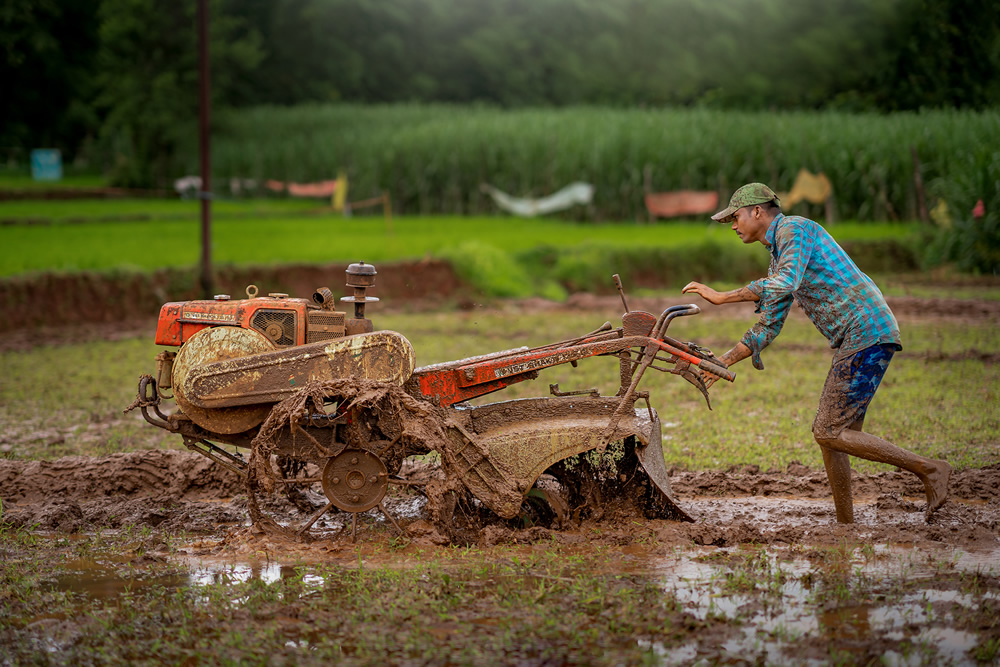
[31,149,63,181]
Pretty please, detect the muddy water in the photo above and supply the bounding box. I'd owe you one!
[45,550,330,604]
[43,528,999,667]
[647,543,999,666]
[50,557,190,600]
[6,452,998,665]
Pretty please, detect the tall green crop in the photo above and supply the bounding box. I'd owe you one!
[202,104,999,224]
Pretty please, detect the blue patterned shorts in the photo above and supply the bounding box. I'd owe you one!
[812,344,895,440]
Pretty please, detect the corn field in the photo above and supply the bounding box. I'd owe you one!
[202,105,1000,222]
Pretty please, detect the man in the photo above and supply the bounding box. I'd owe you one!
[682,183,950,523]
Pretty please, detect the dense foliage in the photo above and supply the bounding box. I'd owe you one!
[3,0,996,272]
[3,0,998,169]
[206,105,998,225]
[0,0,100,155]
[93,0,263,186]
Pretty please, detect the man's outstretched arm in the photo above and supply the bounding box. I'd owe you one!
[701,342,752,388]
[681,282,760,305]
[718,342,752,368]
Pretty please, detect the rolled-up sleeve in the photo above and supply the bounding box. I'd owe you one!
[741,292,793,369]
[754,221,814,304]
[739,220,813,370]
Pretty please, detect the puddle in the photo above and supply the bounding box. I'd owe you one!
[39,525,999,666]
[645,545,999,666]
[391,495,428,521]
[189,561,326,587]
[48,557,333,604]
[50,558,191,600]
[684,496,845,530]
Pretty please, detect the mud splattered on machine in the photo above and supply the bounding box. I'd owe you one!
[130,262,734,538]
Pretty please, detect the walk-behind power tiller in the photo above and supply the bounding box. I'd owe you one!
[130,262,734,539]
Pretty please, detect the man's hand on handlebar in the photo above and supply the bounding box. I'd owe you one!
[699,366,724,389]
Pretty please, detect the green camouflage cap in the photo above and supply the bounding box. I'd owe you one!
[711,183,781,222]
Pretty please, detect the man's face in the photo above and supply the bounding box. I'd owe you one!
[730,205,769,244]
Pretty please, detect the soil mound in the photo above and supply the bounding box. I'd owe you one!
[671,462,1000,501]
[0,260,464,334]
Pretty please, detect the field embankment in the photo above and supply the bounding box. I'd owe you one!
[0,242,919,333]
[0,260,460,334]
[0,209,923,331]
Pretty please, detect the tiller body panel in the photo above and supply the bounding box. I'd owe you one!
[180,330,414,409]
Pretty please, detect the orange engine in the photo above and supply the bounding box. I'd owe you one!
[155,262,379,348]
[157,294,347,348]
[155,292,349,348]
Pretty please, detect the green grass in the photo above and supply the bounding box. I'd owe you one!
[874,274,1000,301]
[0,540,687,665]
[2,522,997,665]
[0,197,321,222]
[0,337,179,459]
[2,308,996,471]
[0,170,107,190]
[0,208,919,278]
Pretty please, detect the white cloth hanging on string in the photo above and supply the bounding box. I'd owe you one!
[480,182,594,217]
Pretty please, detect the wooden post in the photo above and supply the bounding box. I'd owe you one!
[197,0,213,299]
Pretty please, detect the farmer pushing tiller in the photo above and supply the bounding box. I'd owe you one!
[128,262,733,539]
[683,183,951,523]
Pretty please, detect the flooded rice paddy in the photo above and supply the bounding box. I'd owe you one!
[3,453,997,665]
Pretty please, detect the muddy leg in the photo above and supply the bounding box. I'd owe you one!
[821,445,855,524]
[814,345,950,522]
[815,427,951,520]
[820,416,864,524]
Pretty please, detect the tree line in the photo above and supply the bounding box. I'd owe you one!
[2,0,998,186]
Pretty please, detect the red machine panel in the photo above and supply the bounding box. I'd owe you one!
[155,297,310,347]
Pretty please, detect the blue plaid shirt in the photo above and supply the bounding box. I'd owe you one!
[742,213,901,370]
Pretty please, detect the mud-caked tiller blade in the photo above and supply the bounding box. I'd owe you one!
[448,396,694,522]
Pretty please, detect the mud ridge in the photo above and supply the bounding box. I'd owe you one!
[0,259,465,335]
[2,451,998,553]
[4,260,1000,338]
[0,450,244,505]
[671,462,1000,502]
[3,453,998,508]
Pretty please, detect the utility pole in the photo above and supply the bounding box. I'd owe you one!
[198,0,213,298]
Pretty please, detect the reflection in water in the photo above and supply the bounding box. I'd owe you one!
[49,558,325,600]
[819,604,871,639]
[189,561,329,590]
[651,545,996,666]
[51,559,190,600]
[191,562,294,586]
[46,534,997,666]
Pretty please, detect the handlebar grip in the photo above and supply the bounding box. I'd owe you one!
[698,358,735,383]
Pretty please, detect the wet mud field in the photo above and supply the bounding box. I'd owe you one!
[2,290,999,665]
[2,449,999,665]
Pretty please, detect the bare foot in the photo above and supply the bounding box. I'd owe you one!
[923,459,951,520]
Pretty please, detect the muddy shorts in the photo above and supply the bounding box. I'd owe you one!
[812,344,896,440]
